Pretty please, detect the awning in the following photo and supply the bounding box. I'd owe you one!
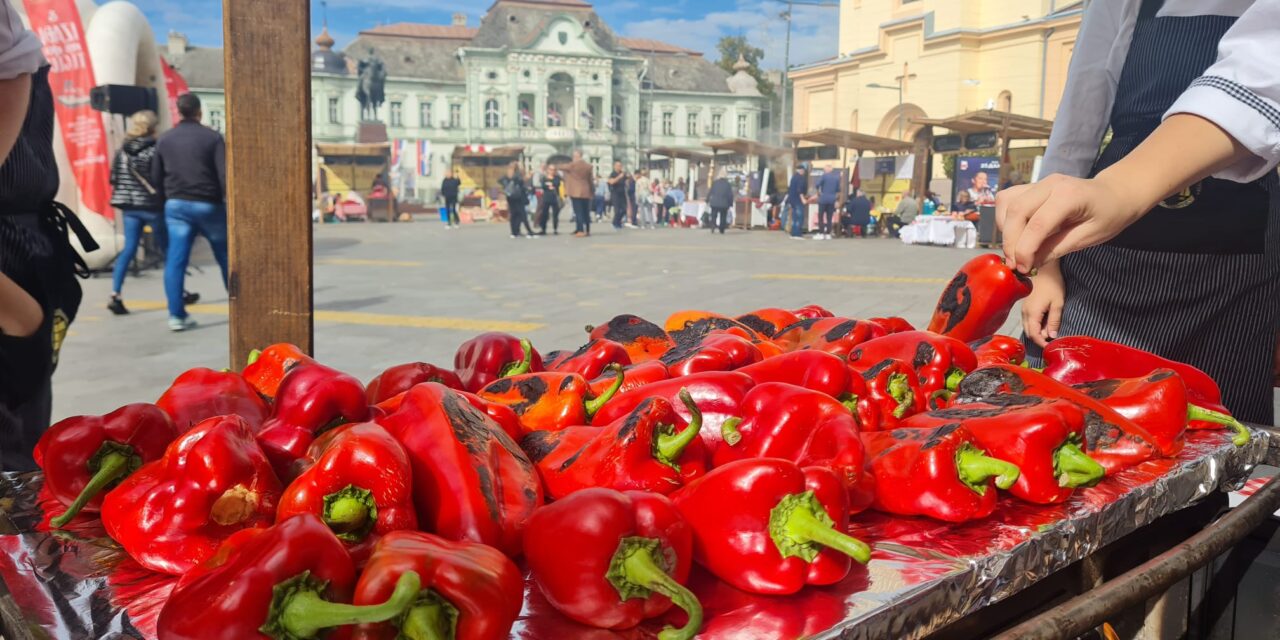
[315,142,390,157]
[646,146,713,162]
[702,139,794,158]
[451,145,525,159]
[784,128,913,154]
[912,110,1054,140]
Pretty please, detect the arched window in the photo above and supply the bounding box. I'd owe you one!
[997,90,1013,112]
[484,99,501,129]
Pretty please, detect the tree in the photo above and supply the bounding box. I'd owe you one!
[716,36,775,98]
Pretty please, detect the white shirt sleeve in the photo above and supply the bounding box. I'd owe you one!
[0,0,44,80]
[1165,0,1280,182]
[1040,0,1141,179]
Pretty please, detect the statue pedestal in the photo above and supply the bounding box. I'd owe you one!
[357,121,388,144]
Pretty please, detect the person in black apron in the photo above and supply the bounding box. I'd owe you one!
[1008,0,1280,425]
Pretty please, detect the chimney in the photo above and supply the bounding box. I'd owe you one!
[452,13,467,27]
[168,31,188,57]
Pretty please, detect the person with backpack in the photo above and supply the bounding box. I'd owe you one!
[500,162,533,239]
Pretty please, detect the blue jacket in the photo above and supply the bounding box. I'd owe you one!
[816,171,842,206]
[786,173,806,207]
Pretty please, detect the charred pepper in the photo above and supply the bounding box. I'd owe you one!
[1074,369,1250,450]
[927,253,1033,343]
[478,365,624,435]
[242,343,316,401]
[772,317,887,359]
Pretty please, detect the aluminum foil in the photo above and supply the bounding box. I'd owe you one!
[0,429,1266,640]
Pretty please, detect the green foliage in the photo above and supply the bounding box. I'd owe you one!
[716,36,776,98]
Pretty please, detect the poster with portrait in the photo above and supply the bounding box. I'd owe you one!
[953,156,1000,208]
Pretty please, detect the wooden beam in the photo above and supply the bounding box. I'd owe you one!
[223,0,314,365]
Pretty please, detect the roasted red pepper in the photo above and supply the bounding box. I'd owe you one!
[861,424,1020,522]
[899,400,1105,504]
[955,364,1161,474]
[848,358,927,430]
[35,403,178,528]
[525,488,703,639]
[365,362,463,404]
[257,363,372,479]
[546,338,633,379]
[659,331,764,377]
[590,371,757,449]
[1075,369,1250,450]
[735,308,802,338]
[970,335,1028,367]
[587,314,675,363]
[377,383,542,557]
[277,422,417,563]
[349,531,525,640]
[791,304,834,319]
[868,316,916,334]
[156,513,423,640]
[242,343,316,401]
[927,253,1033,342]
[849,331,978,394]
[671,459,871,595]
[454,333,544,393]
[101,415,282,575]
[665,310,767,344]
[713,383,870,513]
[773,317,887,358]
[375,389,522,443]
[736,350,851,398]
[156,367,271,432]
[478,365,624,435]
[522,391,707,499]
[588,360,670,397]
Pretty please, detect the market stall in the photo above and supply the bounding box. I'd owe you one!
[703,139,794,230]
[784,128,914,234]
[314,142,392,222]
[452,145,526,223]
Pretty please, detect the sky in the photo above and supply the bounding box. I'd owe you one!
[130,0,840,70]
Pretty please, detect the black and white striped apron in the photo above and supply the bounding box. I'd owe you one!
[1030,0,1280,424]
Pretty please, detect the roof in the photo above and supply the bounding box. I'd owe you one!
[359,23,478,40]
[646,146,712,161]
[344,35,465,82]
[163,45,224,90]
[785,128,913,154]
[469,2,620,51]
[316,143,391,157]
[643,53,733,93]
[618,37,699,56]
[704,139,794,158]
[912,109,1054,140]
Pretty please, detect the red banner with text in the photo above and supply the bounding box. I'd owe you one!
[160,54,190,126]
[23,0,113,219]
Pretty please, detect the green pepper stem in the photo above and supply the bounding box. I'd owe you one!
[956,443,1021,495]
[944,367,967,392]
[609,538,703,640]
[655,389,702,464]
[272,570,421,639]
[51,449,133,529]
[247,349,262,366]
[500,339,534,378]
[1187,405,1251,447]
[1054,442,1105,488]
[839,393,859,414]
[887,373,915,419]
[720,417,743,446]
[771,492,872,564]
[398,590,459,640]
[584,364,624,417]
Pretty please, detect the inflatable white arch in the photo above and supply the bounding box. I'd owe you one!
[16,0,171,269]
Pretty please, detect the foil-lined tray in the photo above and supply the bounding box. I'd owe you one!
[0,429,1266,640]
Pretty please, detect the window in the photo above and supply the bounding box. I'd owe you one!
[328,97,340,124]
[639,110,648,134]
[711,113,722,136]
[420,101,433,128]
[661,112,673,136]
[209,109,223,132]
[484,99,501,129]
[547,101,563,127]
[390,102,403,127]
[687,112,698,137]
[518,97,534,128]
[737,114,748,137]
[449,103,462,128]
[611,104,623,132]
[586,97,602,130]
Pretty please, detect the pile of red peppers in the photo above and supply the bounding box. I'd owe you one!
[29,254,1255,639]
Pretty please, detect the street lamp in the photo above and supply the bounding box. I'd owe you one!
[866,80,911,140]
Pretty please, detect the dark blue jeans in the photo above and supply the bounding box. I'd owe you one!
[788,202,806,237]
[165,199,228,319]
[111,209,165,294]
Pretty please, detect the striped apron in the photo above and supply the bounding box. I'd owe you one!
[1029,0,1280,424]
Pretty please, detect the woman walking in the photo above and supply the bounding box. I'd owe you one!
[707,170,734,234]
[107,111,164,315]
[500,163,533,239]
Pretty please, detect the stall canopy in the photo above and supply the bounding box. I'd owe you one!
[912,109,1054,140]
[451,144,525,159]
[703,139,794,159]
[647,146,713,162]
[784,128,913,155]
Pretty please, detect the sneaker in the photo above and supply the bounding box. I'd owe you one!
[183,291,200,305]
[511,234,521,239]
[573,232,586,238]
[625,223,639,229]
[812,234,824,240]
[790,235,805,241]
[168,316,197,332]
[107,297,129,315]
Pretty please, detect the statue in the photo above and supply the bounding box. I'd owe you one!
[356,49,387,122]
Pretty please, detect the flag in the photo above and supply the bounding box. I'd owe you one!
[547,106,561,126]
[418,140,431,177]
[390,139,403,168]
[160,55,190,127]
[520,108,532,124]
[581,110,594,125]
[24,0,113,219]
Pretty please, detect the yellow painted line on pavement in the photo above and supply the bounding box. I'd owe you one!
[317,258,424,267]
[754,274,950,285]
[127,301,544,332]
[591,243,841,257]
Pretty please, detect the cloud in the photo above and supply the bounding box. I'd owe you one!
[621,0,837,68]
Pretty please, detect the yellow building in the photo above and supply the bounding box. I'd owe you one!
[791,0,1083,144]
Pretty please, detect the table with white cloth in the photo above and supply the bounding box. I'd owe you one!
[899,215,977,248]
[680,200,708,227]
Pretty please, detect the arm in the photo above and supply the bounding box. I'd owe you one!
[215,136,227,199]
[150,142,166,200]
[0,273,41,337]
[0,73,28,168]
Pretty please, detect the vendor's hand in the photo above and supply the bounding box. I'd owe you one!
[996,173,1147,274]
[1021,261,1065,348]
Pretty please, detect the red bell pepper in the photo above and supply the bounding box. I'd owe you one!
[374,389,522,442]
[1075,369,1250,450]
[156,367,271,432]
[659,331,764,377]
[546,339,633,379]
[587,314,675,363]
[588,359,670,397]
[242,343,316,401]
[713,383,871,513]
[671,459,871,595]
[861,425,1021,522]
[101,415,282,575]
[791,304,834,319]
[348,531,525,640]
[736,350,851,398]
[454,333,544,393]
[773,317,887,358]
[522,391,707,499]
[955,364,1161,474]
[849,331,978,394]
[365,362,463,404]
[277,422,417,562]
[899,400,1105,504]
[524,488,703,639]
[35,403,179,528]
[970,335,1028,367]
[665,310,767,345]
[478,365,624,435]
[735,308,802,338]
[257,363,372,480]
[868,316,916,334]
[927,253,1033,343]
[590,371,757,449]
[377,383,542,557]
[156,513,423,640]
[847,357,927,430]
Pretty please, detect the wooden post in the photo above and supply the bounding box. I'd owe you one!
[223,0,314,365]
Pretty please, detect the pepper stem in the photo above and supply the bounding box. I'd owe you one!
[397,589,459,640]
[584,364,624,417]
[768,491,872,564]
[322,485,378,542]
[606,537,703,640]
[247,349,262,366]
[944,367,967,392]
[499,339,534,377]
[929,389,954,410]
[50,442,139,528]
[720,417,743,446]
[1187,405,1251,447]
[839,393,859,414]
[887,373,915,418]
[1054,441,1105,488]
[955,443,1020,495]
[654,389,702,466]
[263,570,421,639]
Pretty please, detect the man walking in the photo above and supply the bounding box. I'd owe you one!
[151,94,227,332]
[608,161,628,230]
[813,164,842,240]
[440,169,461,228]
[786,165,808,240]
[564,150,593,237]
